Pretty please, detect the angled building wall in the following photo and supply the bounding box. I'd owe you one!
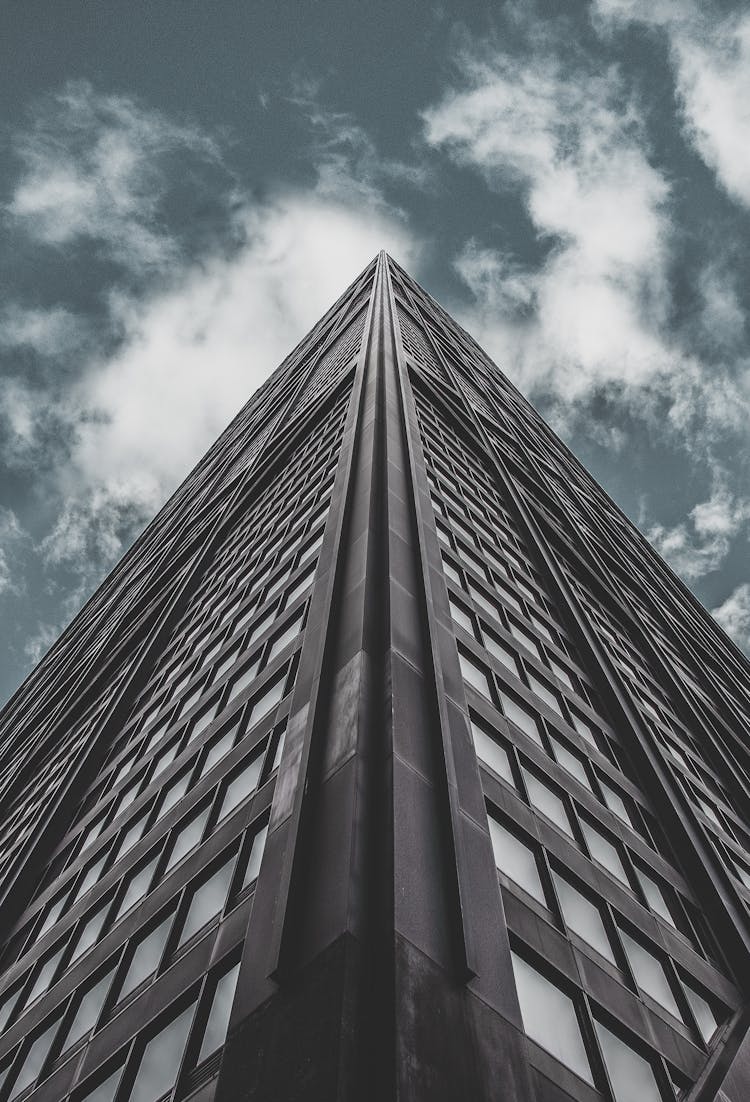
[0,253,747,1102]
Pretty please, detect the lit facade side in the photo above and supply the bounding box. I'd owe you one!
[0,253,747,1102]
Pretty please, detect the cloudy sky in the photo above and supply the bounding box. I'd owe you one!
[1,0,749,706]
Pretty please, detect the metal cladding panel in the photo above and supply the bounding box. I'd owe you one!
[0,253,747,1101]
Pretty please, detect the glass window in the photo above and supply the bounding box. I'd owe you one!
[197,963,240,1062]
[522,771,574,838]
[116,814,147,862]
[26,945,65,1005]
[37,893,67,940]
[483,632,518,674]
[248,675,286,729]
[242,825,268,889]
[227,661,261,705]
[499,692,542,745]
[580,822,630,886]
[0,985,20,1032]
[58,966,115,1052]
[129,1002,196,1102]
[571,712,599,749]
[69,903,109,964]
[683,981,718,1044]
[178,858,235,946]
[549,737,591,790]
[218,753,265,822]
[511,952,593,1084]
[552,872,615,963]
[600,781,632,826]
[267,614,304,664]
[594,1020,661,1102]
[158,773,191,821]
[119,915,172,1000]
[77,1066,123,1102]
[165,807,211,873]
[73,854,108,903]
[488,818,545,905]
[459,653,492,698]
[449,599,474,635]
[470,722,514,786]
[633,866,675,927]
[527,674,563,716]
[619,929,682,1019]
[9,1016,59,1098]
[201,726,238,777]
[152,741,179,780]
[116,857,158,921]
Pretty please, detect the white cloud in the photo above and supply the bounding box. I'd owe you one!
[8,83,421,582]
[646,483,750,580]
[593,3,750,209]
[712,583,750,652]
[0,509,28,599]
[0,305,85,356]
[7,80,222,271]
[423,45,680,403]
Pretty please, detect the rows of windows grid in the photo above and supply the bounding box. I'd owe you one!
[413,391,737,1096]
[486,403,750,764]
[567,578,750,901]
[440,369,750,911]
[0,394,349,1043]
[0,827,262,1102]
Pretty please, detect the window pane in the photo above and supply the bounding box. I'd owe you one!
[488,818,545,904]
[511,952,593,1084]
[522,771,573,837]
[120,915,172,999]
[26,945,64,1005]
[59,967,115,1052]
[594,1020,661,1102]
[550,738,591,790]
[580,822,629,886]
[248,675,286,728]
[619,930,682,1019]
[9,1016,59,1098]
[116,857,158,921]
[38,893,67,939]
[165,807,210,872]
[198,963,240,1062]
[471,724,514,786]
[69,904,108,964]
[634,867,675,927]
[78,1066,123,1102]
[527,674,562,715]
[499,692,542,745]
[684,982,718,1044]
[218,752,264,821]
[600,781,632,826]
[483,634,517,674]
[178,859,235,946]
[242,826,268,888]
[201,727,238,777]
[129,1003,196,1102]
[553,873,615,963]
[267,615,304,664]
[459,653,492,699]
[158,773,190,820]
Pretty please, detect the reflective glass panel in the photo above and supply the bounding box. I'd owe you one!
[129,1002,196,1102]
[120,915,172,1000]
[198,963,241,1062]
[471,723,514,786]
[511,952,593,1084]
[594,1020,660,1102]
[619,929,682,1019]
[488,819,545,904]
[552,872,615,963]
[178,859,235,945]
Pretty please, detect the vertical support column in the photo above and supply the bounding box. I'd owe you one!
[220,255,389,1101]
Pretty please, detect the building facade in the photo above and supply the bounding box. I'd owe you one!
[0,252,748,1102]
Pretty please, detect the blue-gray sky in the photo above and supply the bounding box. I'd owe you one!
[1,0,750,705]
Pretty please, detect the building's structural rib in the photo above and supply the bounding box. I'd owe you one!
[0,253,748,1102]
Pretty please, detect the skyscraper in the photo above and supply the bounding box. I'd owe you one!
[0,251,747,1102]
